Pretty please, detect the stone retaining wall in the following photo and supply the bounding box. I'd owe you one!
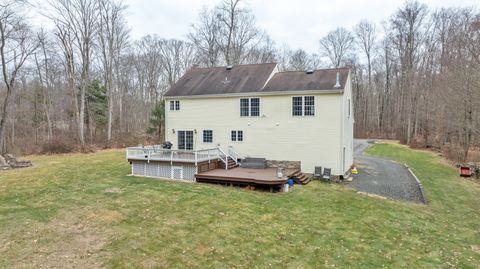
[266,160,301,170]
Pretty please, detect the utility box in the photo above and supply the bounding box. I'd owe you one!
[460,166,472,177]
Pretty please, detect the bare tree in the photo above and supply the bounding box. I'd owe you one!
[389,0,428,144]
[0,0,38,152]
[34,29,54,140]
[243,35,277,64]
[319,27,355,68]
[46,0,99,144]
[190,0,265,66]
[158,39,196,90]
[55,22,78,137]
[98,0,129,143]
[188,7,221,67]
[216,0,241,65]
[216,0,263,65]
[354,20,377,86]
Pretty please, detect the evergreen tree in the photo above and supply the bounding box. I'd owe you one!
[147,101,165,140]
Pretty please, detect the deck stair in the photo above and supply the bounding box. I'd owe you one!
[219,156,238,170]
[227,157,238,169]
[289,170,312,185]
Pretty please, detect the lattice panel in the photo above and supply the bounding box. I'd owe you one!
[182,165,196,181]
[131,161,196,181]
[132,162,146,176]
[145,163,158,177]
[172,167,183,179]
[157,164,171,178]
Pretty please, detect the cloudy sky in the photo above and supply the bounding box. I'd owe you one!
[35,0,479,52]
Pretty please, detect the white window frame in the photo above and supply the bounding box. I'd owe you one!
[240,98,250,117]
[292,96,315,116]
[169,100,180,111]
[203,130,213,143]
[231,130,244,142]
[177,130,194,150]
[240,98,260,117]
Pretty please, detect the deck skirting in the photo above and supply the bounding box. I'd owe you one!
[131,161,197,181]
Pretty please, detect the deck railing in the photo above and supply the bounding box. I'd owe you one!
[126,146,226,166]
[227,147,242,165]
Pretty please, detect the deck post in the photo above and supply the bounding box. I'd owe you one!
[170,150,173,165]
[195,151,198,166]
[225,154,228,170]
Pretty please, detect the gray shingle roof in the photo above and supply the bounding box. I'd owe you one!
[164,63,277,97]
[164,63,349,97]
[261,68,349,93]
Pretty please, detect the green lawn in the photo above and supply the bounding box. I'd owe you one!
[0,144,479,268]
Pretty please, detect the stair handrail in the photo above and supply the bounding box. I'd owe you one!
[227,147,241,165]
[216,147,230,170]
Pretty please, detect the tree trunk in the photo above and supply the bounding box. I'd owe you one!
[107,88,113,143]
[0,85,13,154]
[79,82,86,144]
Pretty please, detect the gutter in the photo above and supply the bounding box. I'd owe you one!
[164,89,344,100]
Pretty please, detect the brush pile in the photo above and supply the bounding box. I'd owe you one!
[0,154,32,170]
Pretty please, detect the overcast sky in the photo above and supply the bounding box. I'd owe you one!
[35,0,480,52]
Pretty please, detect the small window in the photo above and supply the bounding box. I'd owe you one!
[203,130,213,143]
[170,100,180,111]
[237,130,243,141]
[240,98,249,116]
[231,130,243,142]
[292,96,315,116]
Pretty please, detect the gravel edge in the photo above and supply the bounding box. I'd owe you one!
[404,164,428,204]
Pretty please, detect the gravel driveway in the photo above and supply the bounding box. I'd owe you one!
[347,139,426,204]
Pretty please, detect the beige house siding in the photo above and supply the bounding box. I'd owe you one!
[165,89,351,175]
[341,74,354,173]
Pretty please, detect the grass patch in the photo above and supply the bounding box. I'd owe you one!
[0,145,479,268]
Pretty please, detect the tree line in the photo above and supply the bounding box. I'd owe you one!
[0,0,478,161]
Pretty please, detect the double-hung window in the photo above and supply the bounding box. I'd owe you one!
[292,96,315,116]
[240,99,250,116]
[240,98,260,117]
[169,100,180,111]
[231,130,243,142]
[203,130,213,143]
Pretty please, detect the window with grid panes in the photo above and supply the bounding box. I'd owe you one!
[203,130,213,143]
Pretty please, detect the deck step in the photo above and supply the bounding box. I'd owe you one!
[289,170,312,185]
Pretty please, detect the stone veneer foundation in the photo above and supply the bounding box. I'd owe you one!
[266,160,301,170]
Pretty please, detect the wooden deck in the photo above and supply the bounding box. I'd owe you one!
[195,167,299,186]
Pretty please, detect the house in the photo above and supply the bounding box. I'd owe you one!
[127,63,353,186]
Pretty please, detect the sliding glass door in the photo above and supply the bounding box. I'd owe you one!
[178,130,194,150]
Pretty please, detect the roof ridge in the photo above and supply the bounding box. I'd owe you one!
[191,62,277,70]
[275,67,350,74]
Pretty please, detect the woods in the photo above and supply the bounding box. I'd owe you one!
[0,0,478,162]
[350,3,480,162]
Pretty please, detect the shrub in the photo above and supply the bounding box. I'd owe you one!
[41,139,74,154]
